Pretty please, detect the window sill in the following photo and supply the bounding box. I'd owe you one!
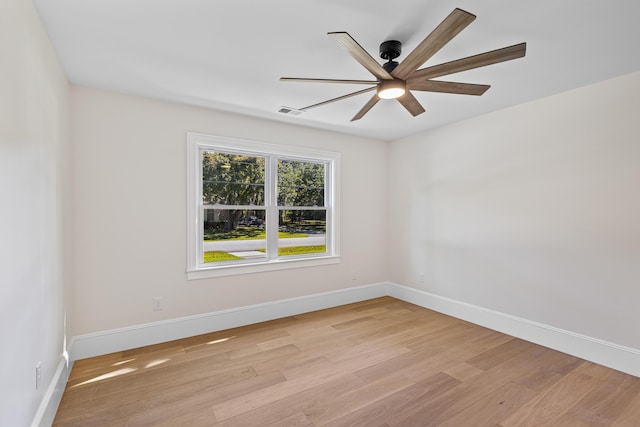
[186,255,341,280]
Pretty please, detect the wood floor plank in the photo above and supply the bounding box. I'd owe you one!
[442,362,484,382]
[125,369,286,426]
[550,414,601,427]
[353,343,453,385]
[511,347,584,392]
[385,369,513,427]
[465,338,535,371]
[610,388,640,426]
[213,374,365,427]
[330,315,376,330]
[55,365,262,424]
[264,412,315,427]
[565,369,640,426]
[322,372,461,427]
[211,342,411,421]
[378,341,582,426]
[130,406,217,427]
[499,362,602,426]
[88,350,231,399]
[53,297,640,427]
[304,369,416,425]
[436,381,536,427]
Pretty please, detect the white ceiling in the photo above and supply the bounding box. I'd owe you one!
[35,0,640,141]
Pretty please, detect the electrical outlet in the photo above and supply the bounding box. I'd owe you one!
[351,270,358,281]
[35,362,42,390]
[418,272,425,283]
[153,297,164,311]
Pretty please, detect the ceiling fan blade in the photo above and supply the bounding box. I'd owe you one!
[328,32,393,81]
[397,92,426,116]
[411,42,527,80]
[407,79,490,96]
[280,77,378,85]
[392,8,476,80]
[351,94,380,121]
[299,86,376,111]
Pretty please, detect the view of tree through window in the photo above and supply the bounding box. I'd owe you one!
[201,151,327,264]
[277,160,326,257]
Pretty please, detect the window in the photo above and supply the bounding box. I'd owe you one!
[187,133,340,279]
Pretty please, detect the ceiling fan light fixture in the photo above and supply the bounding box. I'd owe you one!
[377,79,406,99]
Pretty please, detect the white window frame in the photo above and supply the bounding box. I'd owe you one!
[187,132,340,279]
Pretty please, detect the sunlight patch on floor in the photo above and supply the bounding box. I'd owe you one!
[71,367,137,388]
[207,336,235,345]
[145,358,170,368]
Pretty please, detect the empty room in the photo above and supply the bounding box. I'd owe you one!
[2,0,640,426]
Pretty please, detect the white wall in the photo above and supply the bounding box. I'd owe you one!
[0,0,71,425]
[388,70,640,350]
[69,86,388,336]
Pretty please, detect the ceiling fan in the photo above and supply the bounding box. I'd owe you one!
[280,8,526,121]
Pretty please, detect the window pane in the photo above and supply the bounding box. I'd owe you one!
[203,208,266,263]
[278,209,326,257]
[202,152,265,205]
[277,160,325,207]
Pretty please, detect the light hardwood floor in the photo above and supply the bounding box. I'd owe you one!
[54,297,640,426]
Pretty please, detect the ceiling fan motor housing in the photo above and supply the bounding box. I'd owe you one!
[380,40,401,73]
[379,40,401,60]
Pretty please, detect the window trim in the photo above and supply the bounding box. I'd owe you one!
[186,132,340,280]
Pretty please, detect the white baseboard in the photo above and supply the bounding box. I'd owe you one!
[68,283,388,361]
[31,354,72,427]
[388,283,640,378]
[66,282,640,378]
